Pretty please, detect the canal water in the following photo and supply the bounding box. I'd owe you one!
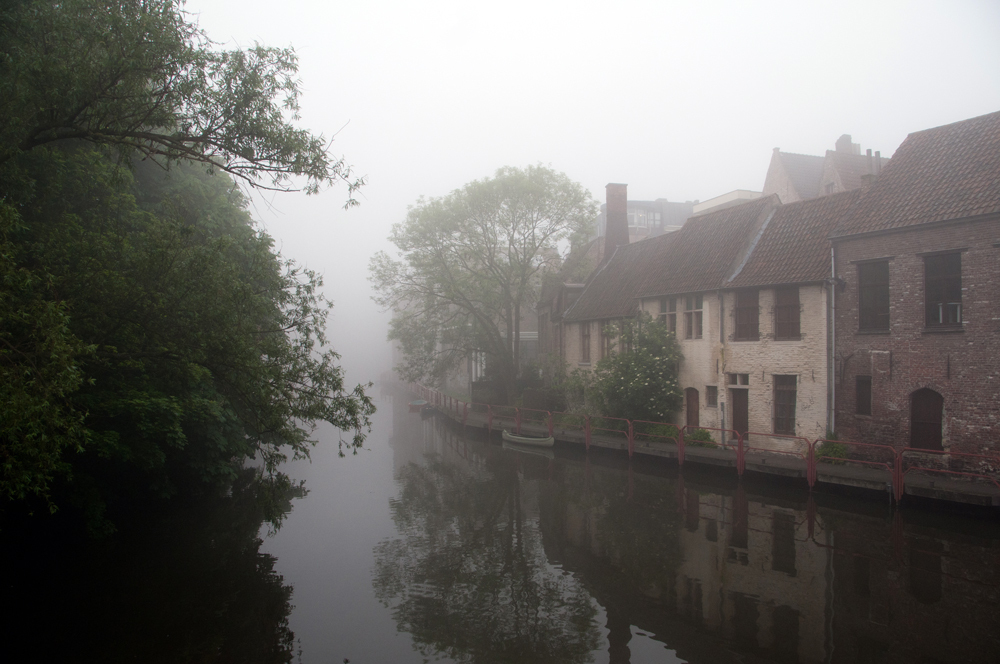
[5,385,1000,663]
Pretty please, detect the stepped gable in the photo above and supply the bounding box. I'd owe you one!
[835,110,1000,236]
[562,231,679,322]
[778,151,825,200]
[728,189,861,288]
[637,195,779,299]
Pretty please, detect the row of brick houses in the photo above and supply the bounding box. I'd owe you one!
[538,110,1000,453]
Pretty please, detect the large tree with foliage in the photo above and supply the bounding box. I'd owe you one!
[0,0,363,199]
[369,166,596,401]
[0,0,372,526]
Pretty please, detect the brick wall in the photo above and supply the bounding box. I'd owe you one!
[833,215,1000,452]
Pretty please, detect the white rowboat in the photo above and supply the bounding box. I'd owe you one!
[501,430,555,448]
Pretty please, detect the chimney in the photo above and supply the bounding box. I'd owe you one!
[604,183,628,263]
[836,134,861,155]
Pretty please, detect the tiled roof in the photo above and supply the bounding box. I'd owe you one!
[835,110,1000,236]
[562,232,678,322]
[728,189,861,288]
[637,196,779,299]
[780,152,825,200]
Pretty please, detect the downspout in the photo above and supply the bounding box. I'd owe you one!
[829,245,836,437]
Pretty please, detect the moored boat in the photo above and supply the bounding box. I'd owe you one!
[408,399,428,413]
[501,430,555,448]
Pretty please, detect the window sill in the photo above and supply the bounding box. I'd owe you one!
[923,325,963,334]
[773,337,802,342]
[732,338,760,343]
[856,329,890,335]
[577,362,591,367]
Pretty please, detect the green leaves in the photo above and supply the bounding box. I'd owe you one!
[370,165,596,399]
[0,0,363,202]
[590,315,683,422]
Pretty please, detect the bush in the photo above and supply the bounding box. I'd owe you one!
[684,428,717,448]
[815,440,848,465]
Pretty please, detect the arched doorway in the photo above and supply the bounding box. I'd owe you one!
[910,388,944,451]
[685,388,700,428]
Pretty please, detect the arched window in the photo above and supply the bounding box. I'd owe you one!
[910,388,944,451]
[685,388,700,427]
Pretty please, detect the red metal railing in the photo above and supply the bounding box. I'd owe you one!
[811,439,896,492]
[407,383,1000,506]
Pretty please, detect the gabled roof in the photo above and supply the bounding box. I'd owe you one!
[637,195,780,299]
[778,151,825,200]
[835,110,1000,236]
[562,231,679,322]
[728,189,861,288]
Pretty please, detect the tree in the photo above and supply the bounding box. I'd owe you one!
[369,166,596,401]
[589,315,683,423]
[0,0,363,200]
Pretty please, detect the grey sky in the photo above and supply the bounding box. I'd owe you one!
[189,0,1000,383]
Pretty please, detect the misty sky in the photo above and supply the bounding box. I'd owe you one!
[189,0,1000,385]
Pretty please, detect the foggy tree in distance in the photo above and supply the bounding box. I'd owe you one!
[0,0,364,201]
[369,165,596,401]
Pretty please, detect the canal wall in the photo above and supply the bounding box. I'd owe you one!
[409,384,1000,510]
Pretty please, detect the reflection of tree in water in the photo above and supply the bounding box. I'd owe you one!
[374,452,601,663]
[1,469,302,664]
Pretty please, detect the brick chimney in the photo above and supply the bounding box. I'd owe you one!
[605,183,628,263]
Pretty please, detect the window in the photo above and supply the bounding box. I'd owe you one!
[659,297,677,335]
[706,386,718,407]
[600,320,614,359]
[734,289,759,340]
[925,253,962,327]
[856,375,872,416]
[858,261,890,331]
[727,373,749,386]
[774,286,800,340]
[580,322,590,363]
[773,375,797,434]
[684,294,703,339]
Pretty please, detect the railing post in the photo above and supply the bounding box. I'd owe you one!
[585,416,591,451]
[487,406,493,434]
[547,411,554,438]
[894,451,904,503]
[515,408,522,435]
[627,421,634,458]
[462,402,469,427]
[678,427,685,467]
[807,441,816,488]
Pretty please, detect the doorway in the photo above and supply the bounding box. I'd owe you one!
[730,389,749,441]
[910,388,943,451]
[685,388,700,428]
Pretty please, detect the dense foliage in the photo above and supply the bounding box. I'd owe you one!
[588,315,683,423]
[369,165,596,402]
[0,0,373,529]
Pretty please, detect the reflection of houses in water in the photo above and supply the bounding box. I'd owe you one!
[675,485,830,663]
[388,403,1000,663]
[545,462,1000,663]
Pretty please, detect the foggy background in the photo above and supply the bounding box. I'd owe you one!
[188,0,1000,388]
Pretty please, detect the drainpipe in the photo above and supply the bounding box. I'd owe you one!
[829,246,836,437]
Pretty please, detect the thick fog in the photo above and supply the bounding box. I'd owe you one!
[189,0,1000,387]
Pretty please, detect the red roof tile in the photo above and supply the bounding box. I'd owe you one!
[728,189,860,288]
[835,110,1000,236]
[636,196,779,299]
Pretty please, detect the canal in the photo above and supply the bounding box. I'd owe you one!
[5,384,1000,663]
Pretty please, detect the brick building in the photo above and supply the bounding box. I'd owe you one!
[831,111,1000,453]
[762,134,890,204]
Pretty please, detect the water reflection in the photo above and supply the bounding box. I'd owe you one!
[381,398,1000,663]
[1,469,302,663]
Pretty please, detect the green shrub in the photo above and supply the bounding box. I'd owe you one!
[815,440,848,465]
[684,428,717,448]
